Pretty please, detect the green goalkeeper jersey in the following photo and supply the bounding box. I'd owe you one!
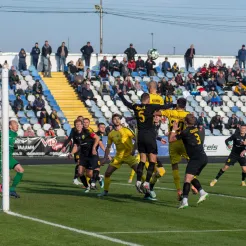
[0,130,18,156]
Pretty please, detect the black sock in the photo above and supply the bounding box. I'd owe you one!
[92,170,100,182]
[191,178,202,192]
[80,175,88,187]
[150,183,154,191]
[215,169,225,180]
[137,162,145,181]
[146,162,155,182]
[242,172,246,181]
[74,165,79,179]
[183,182,191,198]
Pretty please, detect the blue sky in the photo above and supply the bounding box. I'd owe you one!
[1,0,246,55]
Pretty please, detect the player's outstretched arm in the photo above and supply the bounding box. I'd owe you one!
[169,121,180,143]
[118,91,134,110]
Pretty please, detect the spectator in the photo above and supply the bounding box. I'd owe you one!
[206,76,217,91]
[216,72,226,88]
[41,40,52,77]
[210,115,223,134]
[15,81,25,95]
[9,70,19,89]
[227,72,237,86]
[161,57,171,75]
[80,41,94,67]
[186,73,196,91]
[100,56,109,70]
[13,95,24,114]
[232,60,240,71]
[24,126,35,137]
[238,117,245,127]
[127,58,136,74]
[57,42,68,72]
[172,62,179,75]
[226,114,238,129]
[50,110,60,129]
[235,69,242,82]
[216,57,223,67]
[124,43,137,61]
[109,56,120,76]
[157,81,165,95]
[39,110,49,127]
[98,66,110,82]
[234,82,246,96]
[136,56,145,72]
[125,76,134,89]
[45,128,55,137]
[191,112,198,126]
[175,72,185,86]
[208,89,221,106]
[193,72,204,87]
[33,94,45,113]
[76,58,84,72]
[197,112,209,129]
[145,56,156,76]
[164,93,173,104]
[83,67,92,81]
[31,42,40,69]
[165,79,175,95]
[134,80,142,92]
[238,44,246,69]
[67,60,77,83]
[208,62,218,75]
[119,80,130,94]
[184,44,195,71]
[120,57,129,78]
[9,65,16,78]
[33,80,43,95]
[200,63,208,78]
[220,63,228,79]
[26,101,33,110]
[81,82,94,101]
[26,87,34,101]
[18,48,27,71]
[99,81,110,96]
[3,60,9,69]
[241,68,246,79]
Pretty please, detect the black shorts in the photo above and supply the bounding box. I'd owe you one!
[137,132,157,154]
[186,154,208,176]
[226,153,246,166]
[79,155,99,170]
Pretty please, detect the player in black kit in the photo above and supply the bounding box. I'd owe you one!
[210,124,246,187]
[118,90,173,193]
[169,114,209,209]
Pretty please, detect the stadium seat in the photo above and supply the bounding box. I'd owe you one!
[218,111,225,117]
[23,123,31,131]
[17,129,24,137]
[231,106,239,113]
[33,124,41,131]
[213,129,221,136]
[236,111,243,117]
[63,123,71,131]
[222,129,230,136]
[57,129,65,136]
[104,111,113,119]
[37,129,45,137]
[17,111,25,118]
[19,117,29,125]
[26,110,35,118]
[241,95,246,102]
[43,124,51,131]
[231,96,238,102]
[30,117,38,124]
[208,111,216,117]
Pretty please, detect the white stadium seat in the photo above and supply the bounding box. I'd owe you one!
[204,106,211,113]
[222,116,229,124]
[208,111,216,118]
[195,95,202,102]
[222,129,230,136]
[23,123,31,130]
[37,129,45,137]
[116,100,124,107]
[218,111,225,117]
[57,129,65,136]
[213,106,220,113]
[241,106,246,113]
[33,124,41,130]
[17,129,24,137]
[110,105,119,113]
[200,91,208,97]
[241,95,246,102]
[200,100,207,107]
[43,123,51,131]
[101,105,108,113]
[226,91,233,97]
[106,100,114,107]
[222,106,230,113]
[222,95,229,102]
[227,100,234,108]
[231,96,238,102]
[236,101,243,108]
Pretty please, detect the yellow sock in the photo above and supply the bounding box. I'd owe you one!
[129,169,135,181]
[172,169,181,190]
[86,176,90,184]
[104,176,111,191]
[141,174,146,182]
[150,167,166,184]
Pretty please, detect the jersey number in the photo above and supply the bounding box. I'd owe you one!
[138,110,145,122]
[194,133,201,145]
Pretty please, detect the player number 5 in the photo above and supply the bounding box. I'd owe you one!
[138,110,145,122]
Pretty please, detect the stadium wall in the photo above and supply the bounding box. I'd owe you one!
[0,53,237,72]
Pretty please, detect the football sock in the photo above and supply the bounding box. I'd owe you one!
[191,178,202,192]
[80,175,88,188]
[129,169,135,181]
[74,165,79,179]
[242,172,246,181]
[10,172,23,192]
[137,162,145,181]
[183,182,191,198]
[104,176,111,192]
[93,170,100,182]
[86,176,91,184]
[172,169,181,190]
[215,169,224,180]
[146,162,155,182]
[150,183,154,191]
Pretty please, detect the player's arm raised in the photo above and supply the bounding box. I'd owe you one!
[169,121,180,143]
[117,91,134,110]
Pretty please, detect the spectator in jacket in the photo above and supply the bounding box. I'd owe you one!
[50,110,60,129]
[26,101,33,111]
[193,72,204,86]
[15,81,25,95]
[186,73,196,91]
[100,56,109,70]
[81,82,94,101]
[39,110,49,127]
[237,117,245,127]
[206,76,217,91]
[98,66,110,82]
[80,42,94,67]
[210,115,223,133]
[24,126,35,137]
[57,42,68,72]
[235,69,242,82]
[31,42,40,69]
[234,82,246,96]
[136,56,145,72]
[172,62,179,75]
[127,58,136,74]
[175,72,184,86]
[76,58,84,72]
[119,80,130,94]
[99,82,110,96]
[238,44,246,69]
[165,79,175,95]
[208,89,221,106]
[216,72,226,88]
[134,80,142,92]
[42,41,52,77]
[83,67,91,81]
[216,57,223,67]
[197,112,209,129]
[67,60,77,83]
[232,60,240,71]
[226,114,238,129]
[33,94,45,113]
[18,48,27,71]
[227,72,238,86]
[124,43,137,60]
[25,85,33,99]
[161,57,171,75]
[9,70,19,89]
[184,44,195,71]
[109,56,120,75]
[120,57,129,78]
[145,56,156,76]
[33,80,43,95]
[13,95,24,114]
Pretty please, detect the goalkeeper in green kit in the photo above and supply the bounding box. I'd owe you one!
[0,120,24,198]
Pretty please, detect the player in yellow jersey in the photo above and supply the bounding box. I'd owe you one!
[98,114,139,197]
[149,81,164,105]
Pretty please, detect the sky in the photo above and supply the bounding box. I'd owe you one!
[1,0,246,56]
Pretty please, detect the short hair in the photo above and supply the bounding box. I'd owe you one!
[185,114,196,125]
[177,98,187,108]
[112,113,122,120]
[141,93,150,102]
[241,124,246,127]
[77,115,84,119]
[35,42,38,45]
[74,119,83,126]
[148,81,157,90]
[83,118,90,122]
[98,122,106,127]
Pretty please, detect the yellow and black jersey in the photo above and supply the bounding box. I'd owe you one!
[149,93,164,105]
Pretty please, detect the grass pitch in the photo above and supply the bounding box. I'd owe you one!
[1,163,246,246]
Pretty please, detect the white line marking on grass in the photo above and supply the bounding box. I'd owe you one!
[6,211,142,246]
[98,229,246,235]
[112,183,246,201]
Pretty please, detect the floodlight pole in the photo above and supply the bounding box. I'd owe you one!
[151,33,154,49]
[2,68,10,212]
[100,0,103,54]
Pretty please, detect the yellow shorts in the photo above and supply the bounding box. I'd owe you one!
[110,155,139,169]
[169,140,189,165]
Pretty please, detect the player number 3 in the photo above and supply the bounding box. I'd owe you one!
[194,133,201,144]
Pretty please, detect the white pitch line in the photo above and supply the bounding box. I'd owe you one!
[98,229,246,235]
[112,183,246,201]
[6,211,142,246]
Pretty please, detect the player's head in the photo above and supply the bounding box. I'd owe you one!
[240,124,246,134]
[141,93,150,104]
[177,98,187,109]
[148,81,157,93]
[154,115,161,123]
[77,115,84,122]
[74,119,83,131]
[9,120,19,132]
[185,114,196,126]
[83,118,90,129]
[98,122,106,133]
[112,114,122,126]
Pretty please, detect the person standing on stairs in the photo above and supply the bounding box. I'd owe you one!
[42,40,52,77]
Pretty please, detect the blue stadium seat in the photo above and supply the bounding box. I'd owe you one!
[155,66,161,73]
[232,106,239,113]
[22,71,30,76]
[157,72,164,78]
[59,117,68,124]
[30,117,39,124]
[63,123,71,131]
[66,128,72,136]
[26,111,35,118]
[49,101,58,107]
[9,95,16,102]
[28,65,36,72]
[19,117,29,125]
[57,111,65,118]
[17,111,25,118]
[43,90,51,96]
[131,71,139,77]
[53,106,61,112]
[9,90,15,95]
[47,95,55,102]
[20,95,26,100]
[139,71,147,77]
[113,71,120,77]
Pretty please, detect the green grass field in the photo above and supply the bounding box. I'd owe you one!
[1,163,246,246]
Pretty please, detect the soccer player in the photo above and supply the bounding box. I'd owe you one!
[118,91,173,193]
[98,114,139,197]
[83,118,94,133]
[210,124,246,187]
[68,119,100,193]
[169,114,208,209]
[148,81,164,105]
[0,120,24,198]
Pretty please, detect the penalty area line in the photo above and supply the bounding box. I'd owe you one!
[6,211,142,246]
